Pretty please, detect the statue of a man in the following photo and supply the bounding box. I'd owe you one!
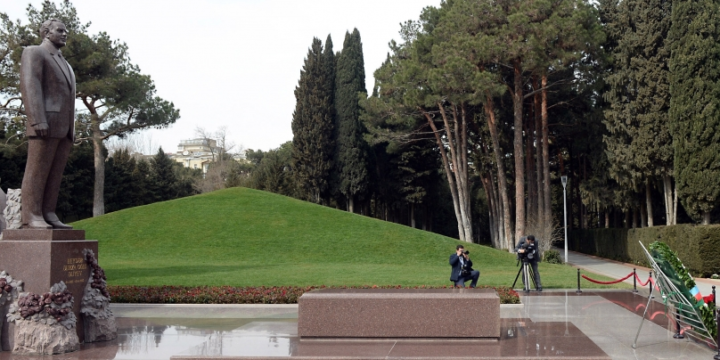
[19,19,76,229]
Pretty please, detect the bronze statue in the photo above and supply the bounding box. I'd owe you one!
[19,19,75,229]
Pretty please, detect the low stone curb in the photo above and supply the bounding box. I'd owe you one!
[109,303,524,319]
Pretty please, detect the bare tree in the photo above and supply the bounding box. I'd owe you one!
[192,126,243,193]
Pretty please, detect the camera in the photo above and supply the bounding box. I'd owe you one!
[518,242,536,261]
[462,250,470,255]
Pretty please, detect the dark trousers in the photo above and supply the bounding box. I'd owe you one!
[521,261,542,289]
[21,137,72,225]
[455,270,480,288]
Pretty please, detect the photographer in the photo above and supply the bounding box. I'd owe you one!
[449,245,480,288]
[515,235,542,291]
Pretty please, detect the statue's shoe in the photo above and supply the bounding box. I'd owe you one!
[47,220,73,229]
[26,220,52,229]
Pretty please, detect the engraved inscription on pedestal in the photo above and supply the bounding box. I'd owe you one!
[62,257,87,286]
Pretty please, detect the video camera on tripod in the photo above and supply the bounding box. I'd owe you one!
[512,236,540,292]
[517,241,537,262]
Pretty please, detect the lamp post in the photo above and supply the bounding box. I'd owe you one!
[561,175,568,263]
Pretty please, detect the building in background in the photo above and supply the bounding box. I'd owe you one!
[172,139,220,174]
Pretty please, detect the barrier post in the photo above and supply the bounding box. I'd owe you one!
[714,286,720,360]
[648,271,653,299]
[673,313,684,339]
[633,268,638,293]
[576,269,582,294]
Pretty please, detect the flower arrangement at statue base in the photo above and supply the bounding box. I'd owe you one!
[80,249,117,342]
[6,281,78,355]
[649,241,717,340]
[0,271,22,351]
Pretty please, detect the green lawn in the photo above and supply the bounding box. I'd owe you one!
[74,187,629,289]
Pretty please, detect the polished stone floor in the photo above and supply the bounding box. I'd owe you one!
[0,291,714,359]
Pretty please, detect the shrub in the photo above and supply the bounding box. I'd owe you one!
[543,249,562,264]
[108,285,521,304]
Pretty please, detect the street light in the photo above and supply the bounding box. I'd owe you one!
[561,175,568,264]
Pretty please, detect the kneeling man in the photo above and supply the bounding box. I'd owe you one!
[450,245,480,288]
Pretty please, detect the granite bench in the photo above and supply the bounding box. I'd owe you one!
[298,288,500,339]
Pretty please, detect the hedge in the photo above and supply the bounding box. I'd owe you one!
[108,285,521,304]
[567,225,720,277]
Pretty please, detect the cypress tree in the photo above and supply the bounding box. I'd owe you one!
[132,159,151,206]
[291,38,334,203]
[150,147,178,202]
[334,29,370,213]
[669,0,720,224]
[105,149,137,213]
[603,0,674,225]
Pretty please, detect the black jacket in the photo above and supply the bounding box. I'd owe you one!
[449,254,474,281]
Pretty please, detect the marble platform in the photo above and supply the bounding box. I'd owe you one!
[0,291,712,360]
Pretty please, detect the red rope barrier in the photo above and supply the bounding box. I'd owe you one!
[582,272,634,285]
[635,273,651,286]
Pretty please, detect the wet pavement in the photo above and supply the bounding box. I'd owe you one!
[0,291,713,359]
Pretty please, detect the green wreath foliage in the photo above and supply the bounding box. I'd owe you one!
[649,241,717,340]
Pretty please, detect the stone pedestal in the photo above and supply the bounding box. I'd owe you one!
[0,229,97,350]
[298,288,501,339]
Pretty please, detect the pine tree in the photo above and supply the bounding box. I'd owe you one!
[334,29,370,213]
[291,38,334,203]
[669,0,720,224]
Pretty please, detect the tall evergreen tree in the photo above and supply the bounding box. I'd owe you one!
[104,149,137,213]
[150,147,178,202]
[131,158,151,206]
[334,29,370,212]
[669,0,720,224]
[603,0,673,225]
[291,38,334,203]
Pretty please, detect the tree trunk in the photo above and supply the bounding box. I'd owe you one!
[541,74,551,226]
[632,207,638,228]
[485,96,513,251]
[513,60,525,243]
[703,211,711,225]
[645,182,654,227]
[439,104,472,241]
[348,197,354,213]
[624,211,630,228]
[525,119,536,226]
[640,201,647,227]
[662,173,676,225]
[91,124,105,217]
[480,175,499,248]
[422,204,428,231]
[534,77,544,227]
[410,203,415,228]
[423,109,470,242]
[606,211,610,228]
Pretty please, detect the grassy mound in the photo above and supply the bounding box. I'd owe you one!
[74,187,626,289]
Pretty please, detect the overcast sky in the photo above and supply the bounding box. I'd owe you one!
[3,0,434,154]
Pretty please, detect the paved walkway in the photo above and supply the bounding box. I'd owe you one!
[3,295,708,360]
[558,247,720,297]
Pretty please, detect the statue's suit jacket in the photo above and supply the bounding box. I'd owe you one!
[19,40,76,140]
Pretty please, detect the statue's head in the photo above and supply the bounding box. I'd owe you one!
[40,19,67,48]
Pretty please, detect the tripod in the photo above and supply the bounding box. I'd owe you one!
[511,260,538,292]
